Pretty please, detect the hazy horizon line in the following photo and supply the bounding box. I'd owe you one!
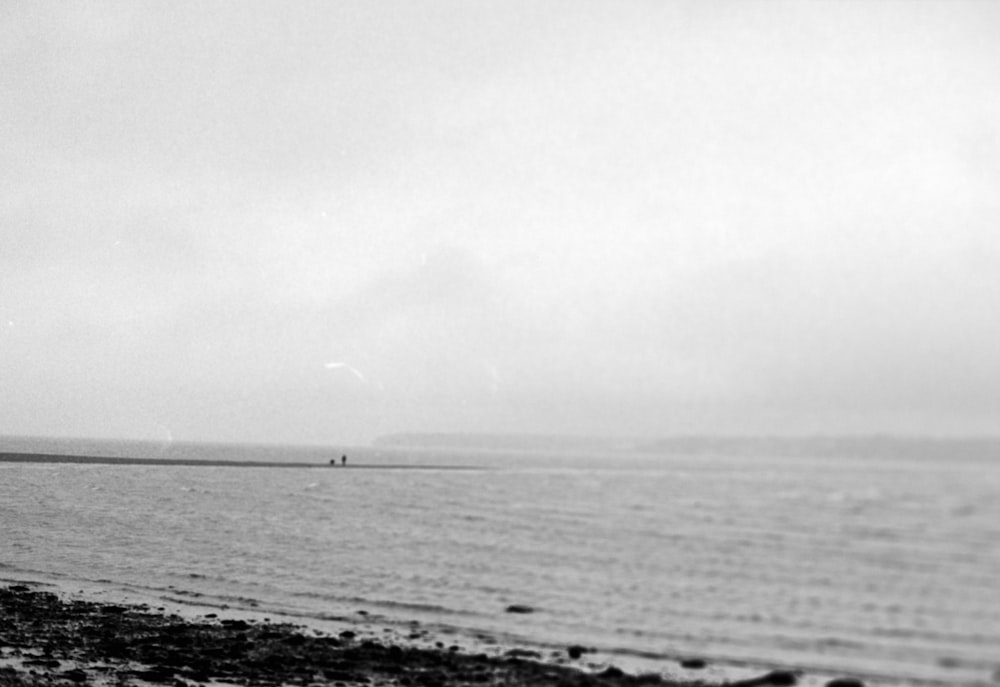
[4,431,1000,448]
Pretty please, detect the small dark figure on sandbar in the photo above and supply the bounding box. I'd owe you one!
[341,455,347,466]
[329,458,336,466]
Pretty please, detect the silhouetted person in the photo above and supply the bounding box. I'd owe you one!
[341,455,347,466]
[329,458,336,466]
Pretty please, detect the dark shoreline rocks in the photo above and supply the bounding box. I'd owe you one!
[0,584,711,687]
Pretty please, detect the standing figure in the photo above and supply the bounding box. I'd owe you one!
[341,455,347,467]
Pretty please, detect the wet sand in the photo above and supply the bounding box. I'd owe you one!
[0,583,811,687]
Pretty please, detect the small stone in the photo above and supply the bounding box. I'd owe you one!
[505,604,534,614]
[567,645,587,659]
[63,669,88,683]
[680,658,707,669]
[135,667,175,682]
[730,670,798,687]
[826,679,865,687]
[764,670,799,686]
[323,669,358,682]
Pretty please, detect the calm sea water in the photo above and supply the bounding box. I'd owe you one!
[1,445,998,686]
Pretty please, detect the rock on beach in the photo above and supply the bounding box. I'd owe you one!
[728,669,799,686]
[505,604,535,614]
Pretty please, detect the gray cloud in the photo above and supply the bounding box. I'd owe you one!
[3,1,999,442]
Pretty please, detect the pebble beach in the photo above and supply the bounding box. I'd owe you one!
[0,582,822,687]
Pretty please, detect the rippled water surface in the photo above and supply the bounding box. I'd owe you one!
[2,449,998,686]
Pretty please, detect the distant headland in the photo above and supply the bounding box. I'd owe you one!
[374,432,1000,460]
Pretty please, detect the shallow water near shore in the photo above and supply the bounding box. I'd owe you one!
[2,445,999,686]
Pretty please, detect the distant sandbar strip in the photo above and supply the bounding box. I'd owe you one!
[0,453,482,469]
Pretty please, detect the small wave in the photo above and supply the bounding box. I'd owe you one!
[596,644,958,687]
[285,590,475,618]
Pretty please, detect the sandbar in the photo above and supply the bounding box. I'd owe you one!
[0,453,480,469]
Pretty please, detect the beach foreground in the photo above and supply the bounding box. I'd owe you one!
[0,584,815,687]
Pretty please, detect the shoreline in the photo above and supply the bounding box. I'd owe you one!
[0,582,711,687]
[0,572,827,684]
[0,581,828,687]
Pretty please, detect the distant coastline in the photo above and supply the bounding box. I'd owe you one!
[3,432,997,467]
[374,432,1000,460]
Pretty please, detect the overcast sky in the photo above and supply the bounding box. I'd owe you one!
[2,1,999,445]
